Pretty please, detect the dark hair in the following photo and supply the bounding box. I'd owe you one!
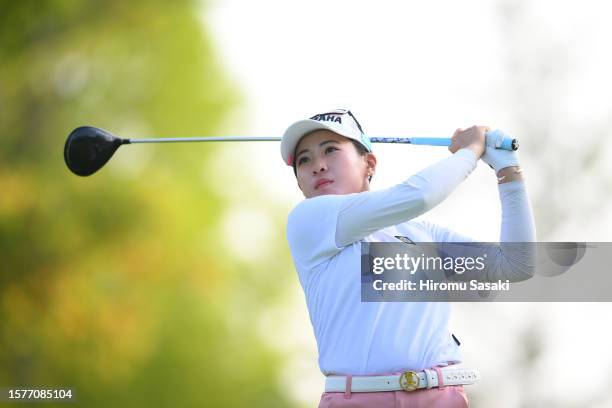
[292,139,372,182]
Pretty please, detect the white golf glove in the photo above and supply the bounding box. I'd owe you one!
[481,129,520,172]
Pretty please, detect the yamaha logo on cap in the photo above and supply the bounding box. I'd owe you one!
[310,113,343,124]
[311,109,365,134]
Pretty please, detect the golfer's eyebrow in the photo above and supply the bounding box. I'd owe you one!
[295,140,340,160]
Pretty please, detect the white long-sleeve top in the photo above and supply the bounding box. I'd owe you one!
[286,148,536,375]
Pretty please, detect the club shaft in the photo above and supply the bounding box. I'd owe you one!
[127,135,517,150]
[128,136,444,143]
[128,136,281,143]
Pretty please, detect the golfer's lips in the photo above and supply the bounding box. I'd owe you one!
[315,178,334,189]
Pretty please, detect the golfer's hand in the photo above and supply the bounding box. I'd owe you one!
[481,129,520,173]
[449,126,487,159]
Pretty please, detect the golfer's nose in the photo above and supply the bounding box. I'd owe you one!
[312,157,327,174]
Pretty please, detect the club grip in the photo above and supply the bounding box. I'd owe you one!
[486,130,518,151]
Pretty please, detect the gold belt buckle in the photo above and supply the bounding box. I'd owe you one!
[400,371,420,392]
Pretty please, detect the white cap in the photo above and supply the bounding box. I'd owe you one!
[281,109,372,166]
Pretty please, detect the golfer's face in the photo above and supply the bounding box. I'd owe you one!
[295,130,370,198]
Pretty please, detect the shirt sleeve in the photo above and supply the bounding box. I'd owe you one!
[335,149,478,247]
[413,180,537,282]
[286,194,345,273]
[286,148,478,272]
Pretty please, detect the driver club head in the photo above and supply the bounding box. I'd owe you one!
[64,126,126,176]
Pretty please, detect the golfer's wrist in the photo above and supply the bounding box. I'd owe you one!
[462,144,484,160]
[497,166,524,184]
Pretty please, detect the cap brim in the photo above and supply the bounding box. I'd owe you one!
[281,119,356,166]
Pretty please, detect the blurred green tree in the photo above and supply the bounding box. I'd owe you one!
[0,1,290,406]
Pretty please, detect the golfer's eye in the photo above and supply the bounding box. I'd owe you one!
[325,146,338,154]
[297,156,310,166]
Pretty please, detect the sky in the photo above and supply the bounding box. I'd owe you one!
[204,1,612,406]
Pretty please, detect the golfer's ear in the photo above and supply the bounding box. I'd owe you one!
[366,153,377,174]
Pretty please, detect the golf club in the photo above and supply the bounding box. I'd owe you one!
[64,126,519,176]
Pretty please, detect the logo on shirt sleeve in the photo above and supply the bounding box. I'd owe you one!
[394,235,416,245]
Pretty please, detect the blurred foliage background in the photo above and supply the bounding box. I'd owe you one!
[0,1,293,406]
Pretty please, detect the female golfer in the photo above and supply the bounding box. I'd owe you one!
[281,109,535,407]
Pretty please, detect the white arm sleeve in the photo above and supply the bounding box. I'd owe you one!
[335,149,477,246]
[421,180,537,282]
[497,180,536,242]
